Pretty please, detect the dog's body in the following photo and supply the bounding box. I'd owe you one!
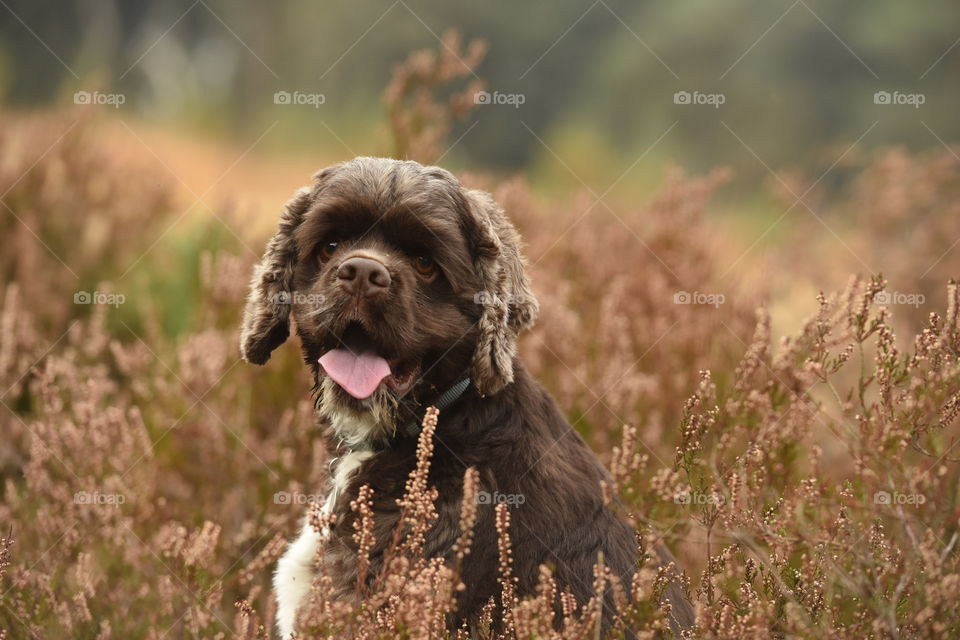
[240,157,693,638]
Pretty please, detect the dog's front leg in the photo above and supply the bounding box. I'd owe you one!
[273,450,371,637]
[274,516,323,639]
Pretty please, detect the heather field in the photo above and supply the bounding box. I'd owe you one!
[3,8,960,640]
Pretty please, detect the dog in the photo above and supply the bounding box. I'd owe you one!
[240,157,694,638]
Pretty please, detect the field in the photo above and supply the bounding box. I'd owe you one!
[3,38,960,640]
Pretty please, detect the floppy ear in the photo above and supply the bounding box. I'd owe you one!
[239,185,316,364]
[463,189,539,396]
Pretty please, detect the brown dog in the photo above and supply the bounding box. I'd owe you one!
[240,157,693,637]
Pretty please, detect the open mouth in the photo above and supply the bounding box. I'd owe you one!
[318,322,421,400]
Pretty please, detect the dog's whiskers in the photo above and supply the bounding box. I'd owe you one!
[304,304,333,318]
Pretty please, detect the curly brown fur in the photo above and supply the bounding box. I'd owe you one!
[240,157,693,638]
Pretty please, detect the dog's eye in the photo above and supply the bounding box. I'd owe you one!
[412,256,437,277]
[319,241,338,262]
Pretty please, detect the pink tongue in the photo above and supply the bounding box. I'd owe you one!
[319,348,391,399]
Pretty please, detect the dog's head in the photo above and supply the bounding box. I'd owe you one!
[240,157,537,443]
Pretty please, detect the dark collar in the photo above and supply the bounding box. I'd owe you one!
[400,376,471,437]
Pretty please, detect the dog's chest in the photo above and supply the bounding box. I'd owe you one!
[324,448,373,515]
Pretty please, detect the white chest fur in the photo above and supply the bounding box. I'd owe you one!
[273,449,372,638]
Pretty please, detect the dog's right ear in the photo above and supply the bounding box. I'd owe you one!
[242,158,356,363]
[239,185,315,364]
[241,166,343,363]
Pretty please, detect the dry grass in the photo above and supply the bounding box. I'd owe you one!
[2,35,960,640]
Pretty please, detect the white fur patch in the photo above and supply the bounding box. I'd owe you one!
[329,411,383,449]
[319,377,397,444]
[274,448,372,638]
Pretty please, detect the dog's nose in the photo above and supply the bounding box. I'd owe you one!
[337,257,391,295]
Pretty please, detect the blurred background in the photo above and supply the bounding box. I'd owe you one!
[4,1,960,188]
[4,0,960,325]
[3,2,960,636]
[5,0,960,168]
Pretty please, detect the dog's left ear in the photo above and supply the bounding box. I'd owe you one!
[462,189,539,396]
